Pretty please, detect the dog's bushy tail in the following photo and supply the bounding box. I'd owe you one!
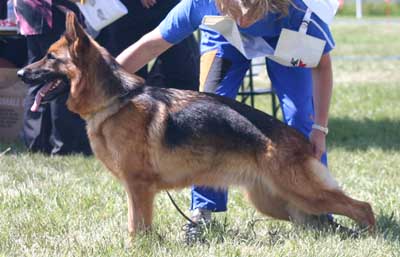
[284,158,375,229]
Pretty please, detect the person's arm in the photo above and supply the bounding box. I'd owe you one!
[310,53,333,159]
[116,28,173,74]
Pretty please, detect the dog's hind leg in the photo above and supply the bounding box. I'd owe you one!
[290,187,375,230]
[274,159,376,230]
[123,179,157,236]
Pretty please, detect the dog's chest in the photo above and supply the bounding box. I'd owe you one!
[87,105,156,180]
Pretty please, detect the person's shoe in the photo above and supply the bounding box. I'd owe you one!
[315,214,360,237]
[183,208,212,244]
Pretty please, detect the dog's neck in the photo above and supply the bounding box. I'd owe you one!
[83,79,146,135]
[85,96,123,132]
[83,94,117,117]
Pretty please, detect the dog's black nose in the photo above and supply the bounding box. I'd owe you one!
[17,69,25,78]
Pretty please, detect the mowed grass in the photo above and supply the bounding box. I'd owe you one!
[1,19,399,256]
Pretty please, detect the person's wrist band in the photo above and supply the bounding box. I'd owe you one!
[312,124,329,135]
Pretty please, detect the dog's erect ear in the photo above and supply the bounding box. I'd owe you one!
[65,12,90,58]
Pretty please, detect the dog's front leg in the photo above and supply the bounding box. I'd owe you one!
[124,180,156,236]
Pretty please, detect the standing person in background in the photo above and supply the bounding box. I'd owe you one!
[96,0,200,91]
[116,0,337,243]
[0,0,27,68]
[14,0,91,155]
[0,0,6,19]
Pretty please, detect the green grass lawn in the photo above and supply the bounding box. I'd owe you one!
[1,19,400,257]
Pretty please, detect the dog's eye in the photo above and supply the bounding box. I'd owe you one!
[46,53,56,60]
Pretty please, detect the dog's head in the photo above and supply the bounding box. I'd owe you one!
[17,12,107,115]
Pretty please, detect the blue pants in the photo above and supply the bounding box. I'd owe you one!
[191,48,327,212]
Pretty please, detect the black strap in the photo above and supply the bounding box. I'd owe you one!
[166,191,198,226]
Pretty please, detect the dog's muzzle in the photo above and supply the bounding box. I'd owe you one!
[17,68,28,82]
[17,68,42,85]
[16,68,25,78]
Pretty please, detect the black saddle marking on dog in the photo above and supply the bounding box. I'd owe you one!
[118,86,145,102]
[210,94,281,136]
[163,98,267,153]
[144,87,174,107]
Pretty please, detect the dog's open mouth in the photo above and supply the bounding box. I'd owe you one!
[17,69,69,112]
[31,79,69,112]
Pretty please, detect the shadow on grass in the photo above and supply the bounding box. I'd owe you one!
[193,219,291,247]
[376,212,400,243]
[195,218,373,247]
[328,117,400,151]
[187,211,400,247]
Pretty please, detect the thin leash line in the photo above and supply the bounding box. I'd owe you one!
[165,190,198,226]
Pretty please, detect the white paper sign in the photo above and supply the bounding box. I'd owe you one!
[202,15,326,68]
[76,0,128,31]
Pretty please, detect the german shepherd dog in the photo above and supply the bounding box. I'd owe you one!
[18,12,375,237]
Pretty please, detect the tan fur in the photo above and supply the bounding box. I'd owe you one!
[20,12,376,237]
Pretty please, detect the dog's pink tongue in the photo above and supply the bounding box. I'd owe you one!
[30,82,55,112]
[30,91,44,112]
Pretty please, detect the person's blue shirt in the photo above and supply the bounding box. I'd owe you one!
[158,0,335,56]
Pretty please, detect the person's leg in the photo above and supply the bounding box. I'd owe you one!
[200,49,251,98]
[22,35,52,153]
[266,59,327,165]
[190,48,251,214]
[190,186,228,213]
[22,4,68,153]
[184,47,250,243]
[41,8,89,155]
[266,59,332,223]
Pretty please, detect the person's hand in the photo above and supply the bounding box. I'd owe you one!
[140,0,157,9]
[309,129,326,160]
